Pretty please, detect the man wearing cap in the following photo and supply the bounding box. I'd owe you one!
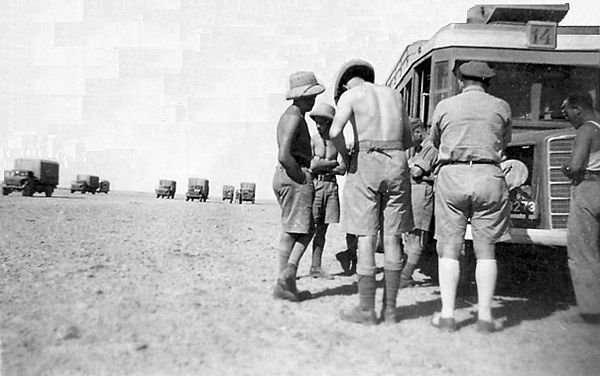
[400,118,438,288]
[308,103,344,279]
[273,71,325,301]
[430,61,511,333]
[329,59,414,325]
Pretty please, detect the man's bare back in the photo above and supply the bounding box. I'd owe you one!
[330,78,413,164]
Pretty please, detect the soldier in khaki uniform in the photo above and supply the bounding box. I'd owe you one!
[430,61,511,333]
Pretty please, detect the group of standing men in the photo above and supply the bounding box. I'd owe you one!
[272,58,600,330]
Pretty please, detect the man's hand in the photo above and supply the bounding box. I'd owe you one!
[411,166,424,179]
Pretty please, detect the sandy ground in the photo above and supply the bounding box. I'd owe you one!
[1,190,599,376]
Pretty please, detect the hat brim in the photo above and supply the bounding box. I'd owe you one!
[334,59,375,103]
[309,114,334,123]
[286,83,325,100]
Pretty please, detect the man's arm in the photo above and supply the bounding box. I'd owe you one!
[430,105,442,149]
[329,96,352,171]
[400,97,414,150]
[562,124,593,184]
[277,114,310,184]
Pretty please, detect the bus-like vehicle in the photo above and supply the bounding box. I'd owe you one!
[385,3,599,253]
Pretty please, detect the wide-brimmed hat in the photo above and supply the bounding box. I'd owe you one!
[458,61,495,79]
[309,103,336,123]
[334,59,375,103]
[285,71,325,100]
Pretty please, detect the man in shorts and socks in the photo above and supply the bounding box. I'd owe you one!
[330,59,414,324]
[308,103,345,279]
[273,71,325,301]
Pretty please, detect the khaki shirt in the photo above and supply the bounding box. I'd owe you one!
[430,86,511,164]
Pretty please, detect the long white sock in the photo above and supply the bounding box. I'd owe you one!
[438,258,460,318]
[475,259,497,322]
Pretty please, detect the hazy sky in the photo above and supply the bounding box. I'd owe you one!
[1,0,598,199]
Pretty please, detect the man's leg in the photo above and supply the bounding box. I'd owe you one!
[340,235,377,325]
[436,242,463,320]
[336,233,358,275]
[382,234,403,323]
[567,183,600,316]
[401,230,424,288]
[472,241,497,323]
[274,231,313,301]
[310,223,332,278]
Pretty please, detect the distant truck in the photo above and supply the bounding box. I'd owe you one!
[222,185,235,203]
[2,158,59,197]
[186,178,209,202]
[156,179,176,199]
[98,180,110,194]
[237,182,256,204]
[71,174,99,194]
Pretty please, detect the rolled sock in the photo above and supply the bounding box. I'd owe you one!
[384,269,402,309]
[438,258,460,318]
[475,259,497,322]
[358,274,377,311]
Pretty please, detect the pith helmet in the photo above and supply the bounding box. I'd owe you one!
[285,71,325,100]
[458,61,496,79]
[309,103,336,123]
[334,59,375,103]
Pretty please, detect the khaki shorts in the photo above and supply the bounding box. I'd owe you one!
[434,164,510,245]
[313,180,340,224]
[272,165,315,234]
[343,148,413,236]
[411,183,434,231]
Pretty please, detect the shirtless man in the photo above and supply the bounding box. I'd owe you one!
[329,59,414,324]
[308,103,344,279]
[273,71,325,301]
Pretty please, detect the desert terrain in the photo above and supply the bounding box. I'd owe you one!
[1,190,599,376]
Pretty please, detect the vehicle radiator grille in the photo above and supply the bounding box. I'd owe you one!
[547,136,574,229]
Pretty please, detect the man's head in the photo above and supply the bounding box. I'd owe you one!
[562,93,595,128]
[286,71,325,110]
[457,61,495,88]
[410,117,427,144]
[309,103,336,134]
[334,59,375,104]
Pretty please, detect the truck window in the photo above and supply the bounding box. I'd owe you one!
[456,61,599,122]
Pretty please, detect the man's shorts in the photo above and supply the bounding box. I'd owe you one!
[411,183,434,231]
[272,165,315,234]
[343,146,413,236]
[434,164,510,245]
[313,179,340,224]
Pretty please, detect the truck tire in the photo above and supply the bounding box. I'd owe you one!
[71,189,75,194]
[45,186,53,197]
[2,187,9,196]
[156,194,160,198]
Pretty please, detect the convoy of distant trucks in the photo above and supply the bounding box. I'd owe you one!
[71,174,100,194]
[156,179,176,199]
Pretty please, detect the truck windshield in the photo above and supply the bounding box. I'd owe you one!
[458,61,599,122]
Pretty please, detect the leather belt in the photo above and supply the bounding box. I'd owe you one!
[315,174,336,182]
[440,160,498,167]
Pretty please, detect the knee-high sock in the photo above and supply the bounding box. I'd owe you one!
[384,269,402,308]
[475,259,497,322]
[438,258,460,318]
[358,274,377,311]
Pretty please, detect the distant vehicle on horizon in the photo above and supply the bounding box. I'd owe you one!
[222,185,234,203]
[237,182,256,204]
[98,180,110,194]
[156,179,176,199]
[186,178,209,202]
[71,174,99,194]
[2,158,59,197]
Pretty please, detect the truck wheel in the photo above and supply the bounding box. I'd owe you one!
[45,187,53,197]
[2,187,9,196]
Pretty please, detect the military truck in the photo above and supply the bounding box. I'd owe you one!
[237,182,256,204]
[222,185,235,203]
[186,178,209,202]
[2,158,59,197]
[156,179,176,199]
[70,174,99,194]
[98,180,110,194]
